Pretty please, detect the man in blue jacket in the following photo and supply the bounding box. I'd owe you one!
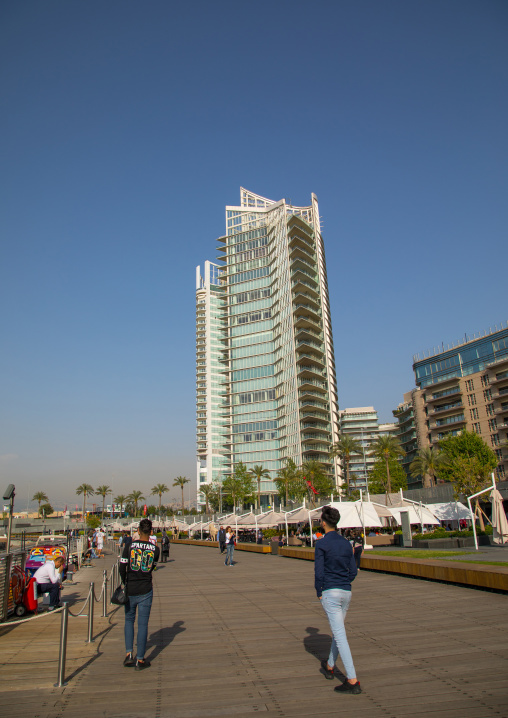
[314,505,361,694]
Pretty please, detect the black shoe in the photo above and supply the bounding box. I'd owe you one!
[321,660,334,679]
[123,653,135,667]
[334,680,362,694]
[135,659,151,671]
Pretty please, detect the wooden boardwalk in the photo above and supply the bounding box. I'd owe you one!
[0,544,507,718]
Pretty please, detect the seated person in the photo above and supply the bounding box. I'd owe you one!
[33,556,64,610]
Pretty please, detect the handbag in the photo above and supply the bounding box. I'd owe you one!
[111,559,129,605]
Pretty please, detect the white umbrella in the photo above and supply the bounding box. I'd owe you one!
[490,488,508,545]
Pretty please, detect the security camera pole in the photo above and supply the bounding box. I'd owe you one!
[3,484,15,554]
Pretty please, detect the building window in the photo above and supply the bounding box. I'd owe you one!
[491,434,500,446]
[483,388,492,401]
[488,418,498,431]
[472,423,482,434]
[486,403,495,416]
[481,375,490,387]
[467,394,477,406]
[470,408,479,420]
[465,379,475,391]
[498,465,506,478]
[495,449,504,460]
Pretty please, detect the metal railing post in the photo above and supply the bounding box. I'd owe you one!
[87,583,94,643]
[102,569,108,617]
[54,603,69,687]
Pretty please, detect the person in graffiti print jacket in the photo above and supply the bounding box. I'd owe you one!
[120,518,160,670]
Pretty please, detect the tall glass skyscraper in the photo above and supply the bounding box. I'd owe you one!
[196,188,339,508]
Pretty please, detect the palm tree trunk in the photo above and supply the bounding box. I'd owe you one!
[181,487,184,512]
[346,458,350,497]
[258,478,261,509]
[102,497,105,520]
[385,456,392,504]
[83,496,86,519]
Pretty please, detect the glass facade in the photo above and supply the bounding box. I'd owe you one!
[414,328,508,388]
[196,188,340,507]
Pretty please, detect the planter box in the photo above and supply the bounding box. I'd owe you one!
[414,536,491,549]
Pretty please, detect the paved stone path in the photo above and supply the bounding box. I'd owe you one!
[0,543,507,718]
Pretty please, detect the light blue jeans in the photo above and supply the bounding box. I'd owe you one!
[321,588,356,680]
[225,544,234,565]
[124,589,153,660]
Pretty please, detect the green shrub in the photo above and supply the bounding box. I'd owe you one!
[262,528,280,539]
[413,527,491,541]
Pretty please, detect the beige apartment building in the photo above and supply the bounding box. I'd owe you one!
[394,324,508,484]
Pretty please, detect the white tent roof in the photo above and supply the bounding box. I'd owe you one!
[323,502,382,529]
[389,505,440,526]
[286,507,321,523]
[426,502,470,521]
[255,511,286,526]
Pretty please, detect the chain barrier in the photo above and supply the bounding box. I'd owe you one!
[67,586,92,618]
[0,605,64,626]
[2,553,121,687]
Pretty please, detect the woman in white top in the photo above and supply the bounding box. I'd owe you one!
[224,526,235,567]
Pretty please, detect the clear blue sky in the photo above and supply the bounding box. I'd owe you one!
[1,1,507,511]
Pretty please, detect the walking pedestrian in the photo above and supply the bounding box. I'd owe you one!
[218,525,226,554]
[351,531,363,570]
[224,526,235,566]
[120,518,160,671]
[161,530,170,563]
[314,506,361,694]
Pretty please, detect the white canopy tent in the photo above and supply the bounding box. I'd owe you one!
[388,504,440,527]
[427,502,471,522]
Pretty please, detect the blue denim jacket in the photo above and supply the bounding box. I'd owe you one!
[314,531,358,597]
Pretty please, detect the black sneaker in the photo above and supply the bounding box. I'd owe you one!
[334,680,362,694]
[321,660,335,680]
[135,659,151,671]
[123,653,135,667]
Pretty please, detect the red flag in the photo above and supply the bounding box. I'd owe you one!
[304,476,318,495]
[143,504,147,515]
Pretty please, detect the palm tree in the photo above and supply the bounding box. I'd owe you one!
[409,447,447,488]
[151,483,170,514]
[369,436,405,503]
[95,485,112,519]
[330,434,363,496]
[249,465,271,509]
[172,476,190,512]
[32,491,48,513]
[114,494,127,517]
[127,490,145,517]
[76,484,94,519]
[276,459,300,507]
[199,483,214,514]
[302,459,327,507]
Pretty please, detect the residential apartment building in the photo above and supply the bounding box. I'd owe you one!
[196,188,340,508]
[338,407,382,490]
[392,388,428,488]
[196,261,229,488]
[411,323,508,480]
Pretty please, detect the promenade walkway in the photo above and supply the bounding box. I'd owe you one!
[1,543,507,718]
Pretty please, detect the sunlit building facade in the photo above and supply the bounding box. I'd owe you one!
[196,188,340,508]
